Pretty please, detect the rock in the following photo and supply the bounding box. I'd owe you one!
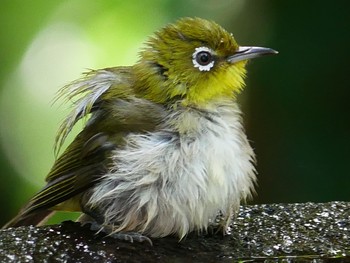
[0,202,349,262]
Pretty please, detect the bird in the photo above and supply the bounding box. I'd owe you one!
[3,17,277,243]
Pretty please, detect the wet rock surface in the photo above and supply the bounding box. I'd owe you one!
[0,202,349,262]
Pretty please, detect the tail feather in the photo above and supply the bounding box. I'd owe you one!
[2,210,55,229]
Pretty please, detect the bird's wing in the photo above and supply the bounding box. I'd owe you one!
[7,67,150,225]
[53,66,134,155]
[4,130,116,227]
[28,131,115,213]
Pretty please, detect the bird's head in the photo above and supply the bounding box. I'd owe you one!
[134,17,277,107]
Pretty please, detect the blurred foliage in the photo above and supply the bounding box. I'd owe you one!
[0,0,349,226]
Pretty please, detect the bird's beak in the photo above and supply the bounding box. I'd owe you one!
[227,46,278,64]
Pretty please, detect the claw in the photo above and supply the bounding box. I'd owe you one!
[84,221,153,245]
[110,232,153,245]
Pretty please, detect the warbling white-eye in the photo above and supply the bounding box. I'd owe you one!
[3,17,277,243]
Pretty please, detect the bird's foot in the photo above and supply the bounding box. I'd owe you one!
[86,221,153,245]
[109,231,153,245]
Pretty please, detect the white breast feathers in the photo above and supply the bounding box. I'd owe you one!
[87,101,256,239]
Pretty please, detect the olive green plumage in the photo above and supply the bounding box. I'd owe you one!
[3,17,277,240]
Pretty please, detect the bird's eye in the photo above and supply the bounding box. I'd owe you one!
[192,47,215,72]
[196,51,212,66]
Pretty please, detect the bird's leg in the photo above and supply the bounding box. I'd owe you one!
[207,206,235,236]
[218,207,234,235]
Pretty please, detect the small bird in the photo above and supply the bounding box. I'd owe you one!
[3,17,277,242]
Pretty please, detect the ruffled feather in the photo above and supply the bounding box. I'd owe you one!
[54,69,118,155]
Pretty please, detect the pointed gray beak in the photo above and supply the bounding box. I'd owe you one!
[227,46,278,63]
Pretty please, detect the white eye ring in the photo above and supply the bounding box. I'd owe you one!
[192,47,215,71]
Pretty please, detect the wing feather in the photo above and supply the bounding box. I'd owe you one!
[54,68,129,155]
[4,66,165,227]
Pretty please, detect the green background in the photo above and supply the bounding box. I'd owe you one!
[1,0,349,225]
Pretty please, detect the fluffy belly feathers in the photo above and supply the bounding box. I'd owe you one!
[86,103,256,238]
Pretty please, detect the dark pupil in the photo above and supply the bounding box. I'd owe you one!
[196,51,212,65]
